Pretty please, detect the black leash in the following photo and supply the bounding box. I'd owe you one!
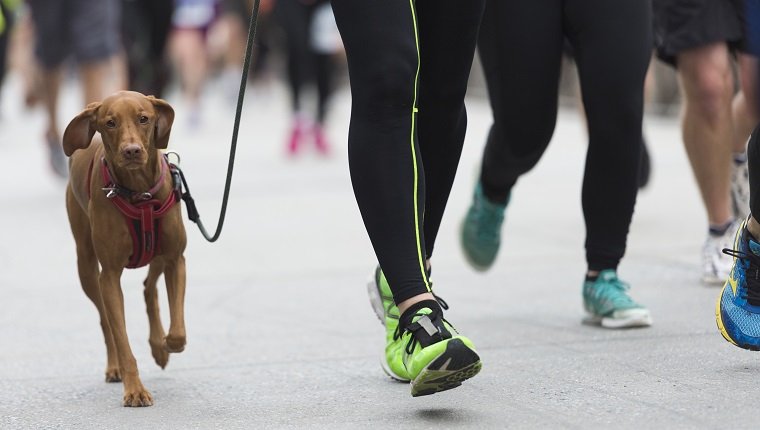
[175,0,262,242]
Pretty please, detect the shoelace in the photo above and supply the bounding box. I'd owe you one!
[722,248,760,305]
[589,276,636,309]
[393,308,452,355]
[433,292,449,310]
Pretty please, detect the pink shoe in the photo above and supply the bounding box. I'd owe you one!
[313,123,330,155]
[286,118,307,156]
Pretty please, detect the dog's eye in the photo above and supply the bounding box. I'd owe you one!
[105,120,117,129]
[139,115,149,124]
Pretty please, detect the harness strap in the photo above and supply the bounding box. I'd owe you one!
[96,156,180,268]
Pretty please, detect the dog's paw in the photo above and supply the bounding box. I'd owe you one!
[163,335,186,353]
[105,367,122,383]
[123,388,153,407]
[150,341,169,369]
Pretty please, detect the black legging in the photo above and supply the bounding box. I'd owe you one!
[121,0,174,97]
[332,0,485,304]
[275,0,334,123]
[478,0,652,271]
[748,125,760,217]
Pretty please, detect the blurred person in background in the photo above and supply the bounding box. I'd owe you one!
[168,0,219,128]
[0,0,20,114]
[7,5,40,110]
[653,0,758,285]
[27,0,123,179]
[121,0,174,98]
[460,0,653,329]
[275,0,341,156]
[213,0,274,103]
[331,0,486,396]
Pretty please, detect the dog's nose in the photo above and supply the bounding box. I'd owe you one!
[122,144,143,160]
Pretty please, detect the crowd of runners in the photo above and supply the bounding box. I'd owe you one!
[1,0,760,397]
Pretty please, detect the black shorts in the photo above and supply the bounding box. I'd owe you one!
[653,0,747,66]
[748,0,760,56]
[28,0,120,69]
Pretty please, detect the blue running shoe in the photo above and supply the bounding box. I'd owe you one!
[716,217,760,350]
[460,182,508,271]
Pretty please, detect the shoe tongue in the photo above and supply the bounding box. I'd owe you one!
[750,239,760,256]
[411,307,434,323]
[410,308,443,338]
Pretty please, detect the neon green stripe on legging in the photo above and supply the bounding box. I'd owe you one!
[408,0,430,292]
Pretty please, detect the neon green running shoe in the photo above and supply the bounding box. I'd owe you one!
[367,267,409,381]
[460,182,508,271]
[582,270,652,329]
[394,302,481,397]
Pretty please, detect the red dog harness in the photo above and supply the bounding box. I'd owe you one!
[88,156,181,268]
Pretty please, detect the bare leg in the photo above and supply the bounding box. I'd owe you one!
[733,54,760,153]
[169,29,208,109]
[748,216,760,239]
[677,43,735,226]
[40,66,63,140]
[79,59,111,104]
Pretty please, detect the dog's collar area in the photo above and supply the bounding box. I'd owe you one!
[101,156,168,202]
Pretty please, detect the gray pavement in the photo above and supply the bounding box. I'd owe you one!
[0,74,758,430]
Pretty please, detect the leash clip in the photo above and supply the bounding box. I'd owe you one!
[165,150,181,166]
[138,192,153,200]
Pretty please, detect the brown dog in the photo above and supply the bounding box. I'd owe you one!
[63,91,187,407]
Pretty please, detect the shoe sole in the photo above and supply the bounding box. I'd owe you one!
[410,338,482,397]
[582,314,653,329]
[379,353,411,383]
[714,283,760,351]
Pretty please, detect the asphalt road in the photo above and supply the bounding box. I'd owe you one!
[1,75,758,429]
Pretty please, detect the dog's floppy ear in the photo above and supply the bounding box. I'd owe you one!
[148,95,175,149]
[62,102,101,156]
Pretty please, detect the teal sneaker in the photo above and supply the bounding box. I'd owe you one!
[460,182,508,271]
[393,302,481,397]
[582,270,652,329]
[367,267,409,381]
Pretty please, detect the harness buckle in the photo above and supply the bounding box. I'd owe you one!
[102,187,118,199]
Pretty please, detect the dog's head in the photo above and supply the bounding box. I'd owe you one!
[62,91,175,169]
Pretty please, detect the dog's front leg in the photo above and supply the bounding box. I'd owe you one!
[163,255,187,353]
[100,268,153,407]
